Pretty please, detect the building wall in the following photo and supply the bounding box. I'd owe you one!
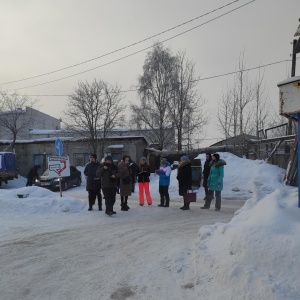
[0,107,61,140]
[10,137,147,176]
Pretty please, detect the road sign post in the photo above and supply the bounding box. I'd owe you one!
[48,156,70,197]
[55,138,63,156]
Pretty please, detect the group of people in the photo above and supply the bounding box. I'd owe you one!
[84,152,226,216]
[84,154,153,216]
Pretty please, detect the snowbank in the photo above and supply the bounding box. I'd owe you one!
[194,154,299,299]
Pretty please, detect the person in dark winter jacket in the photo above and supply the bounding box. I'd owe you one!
[84,154,102,211]
[202,153,213,201]
[137,157,152,206]
[155,158,171,207]
[201,153,226,211]
[117,155,132,211]
[26,165,41,186]
[96,155,118,216]
[176,156,192,210]
[129,158,137,193]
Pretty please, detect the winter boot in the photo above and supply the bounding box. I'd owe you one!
[125,197,130,210]
[121,204,128,211]
[158,196,164,207]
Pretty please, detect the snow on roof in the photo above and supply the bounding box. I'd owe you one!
[107,144,124,149]
[277,76,300,86]
[29,129,63,134]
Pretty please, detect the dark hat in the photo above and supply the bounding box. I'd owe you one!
[212,153,220,160]
[140,157,147,163]
[90,153,97,159]
[105,155,113,162]
[180,156,189,161]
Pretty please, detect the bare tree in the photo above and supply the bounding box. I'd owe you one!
[131,44,175,150]
[235,53,254,135]
[168,50,207,151]
[217,88,235,139]
[217,53,254,139]
[253,67,269,137]
[0,92,38,151]
[65,79,125,155]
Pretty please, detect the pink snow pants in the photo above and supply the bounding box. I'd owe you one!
[138,182,152,205]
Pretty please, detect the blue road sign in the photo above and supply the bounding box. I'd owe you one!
[55,138,63,156]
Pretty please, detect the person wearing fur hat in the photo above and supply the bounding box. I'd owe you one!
[84,154,102,211]
[155,158,171,207]
[137,157,152,206]
[96,155,118,216]
[201,153,226,211]
[117,155,132,211]
[176,156,192,210]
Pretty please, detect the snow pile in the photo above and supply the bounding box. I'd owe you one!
[0,186,86,214]
[195,157,300,299]
[195,152,285,200]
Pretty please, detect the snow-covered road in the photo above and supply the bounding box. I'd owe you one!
[0,190,244,300]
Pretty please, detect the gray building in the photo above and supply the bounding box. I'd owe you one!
[0,107,61,140]
[2,136,148,177]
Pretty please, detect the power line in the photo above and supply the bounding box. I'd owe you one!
[2,0,256,92]
[0,0,243,85]
[23,58,293,97]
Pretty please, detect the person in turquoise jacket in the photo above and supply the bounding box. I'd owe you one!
[155,158,171,207]
[201,153,226,211]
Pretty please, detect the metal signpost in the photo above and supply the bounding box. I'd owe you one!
[48,156,70,197]
[53,138,69,197]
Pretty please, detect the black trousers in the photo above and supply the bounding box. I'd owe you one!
[159,185,170,206]
[88,189,102,208]
[203,178,209,196]
[204,190,221,209]
[26,177,33,187]
[102,188,116,213]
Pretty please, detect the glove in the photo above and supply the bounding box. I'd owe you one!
[103,166,108,169]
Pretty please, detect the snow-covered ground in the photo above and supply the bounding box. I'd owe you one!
[0,153,299,300]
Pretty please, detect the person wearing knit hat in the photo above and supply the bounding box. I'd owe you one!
[155,158,171,207]
[177,156,192,210]
[137,156,152,206]
[140,157,148,163]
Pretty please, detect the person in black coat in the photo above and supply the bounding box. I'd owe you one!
[202,153,213,200]
[96,155,118,216]
[26,165,41,186]
[176,156,192,210]
[129,157,137,192]
[84,154,102,211]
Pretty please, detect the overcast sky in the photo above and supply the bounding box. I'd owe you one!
[1,0,299,147]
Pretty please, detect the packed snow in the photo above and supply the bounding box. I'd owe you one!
[0,152,299,300]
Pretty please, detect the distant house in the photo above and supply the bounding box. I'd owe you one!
[209,134,257,147]
[0,107,61,140]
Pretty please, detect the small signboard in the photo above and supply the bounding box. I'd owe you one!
[47,156,70,178]
[55,138,63,156]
